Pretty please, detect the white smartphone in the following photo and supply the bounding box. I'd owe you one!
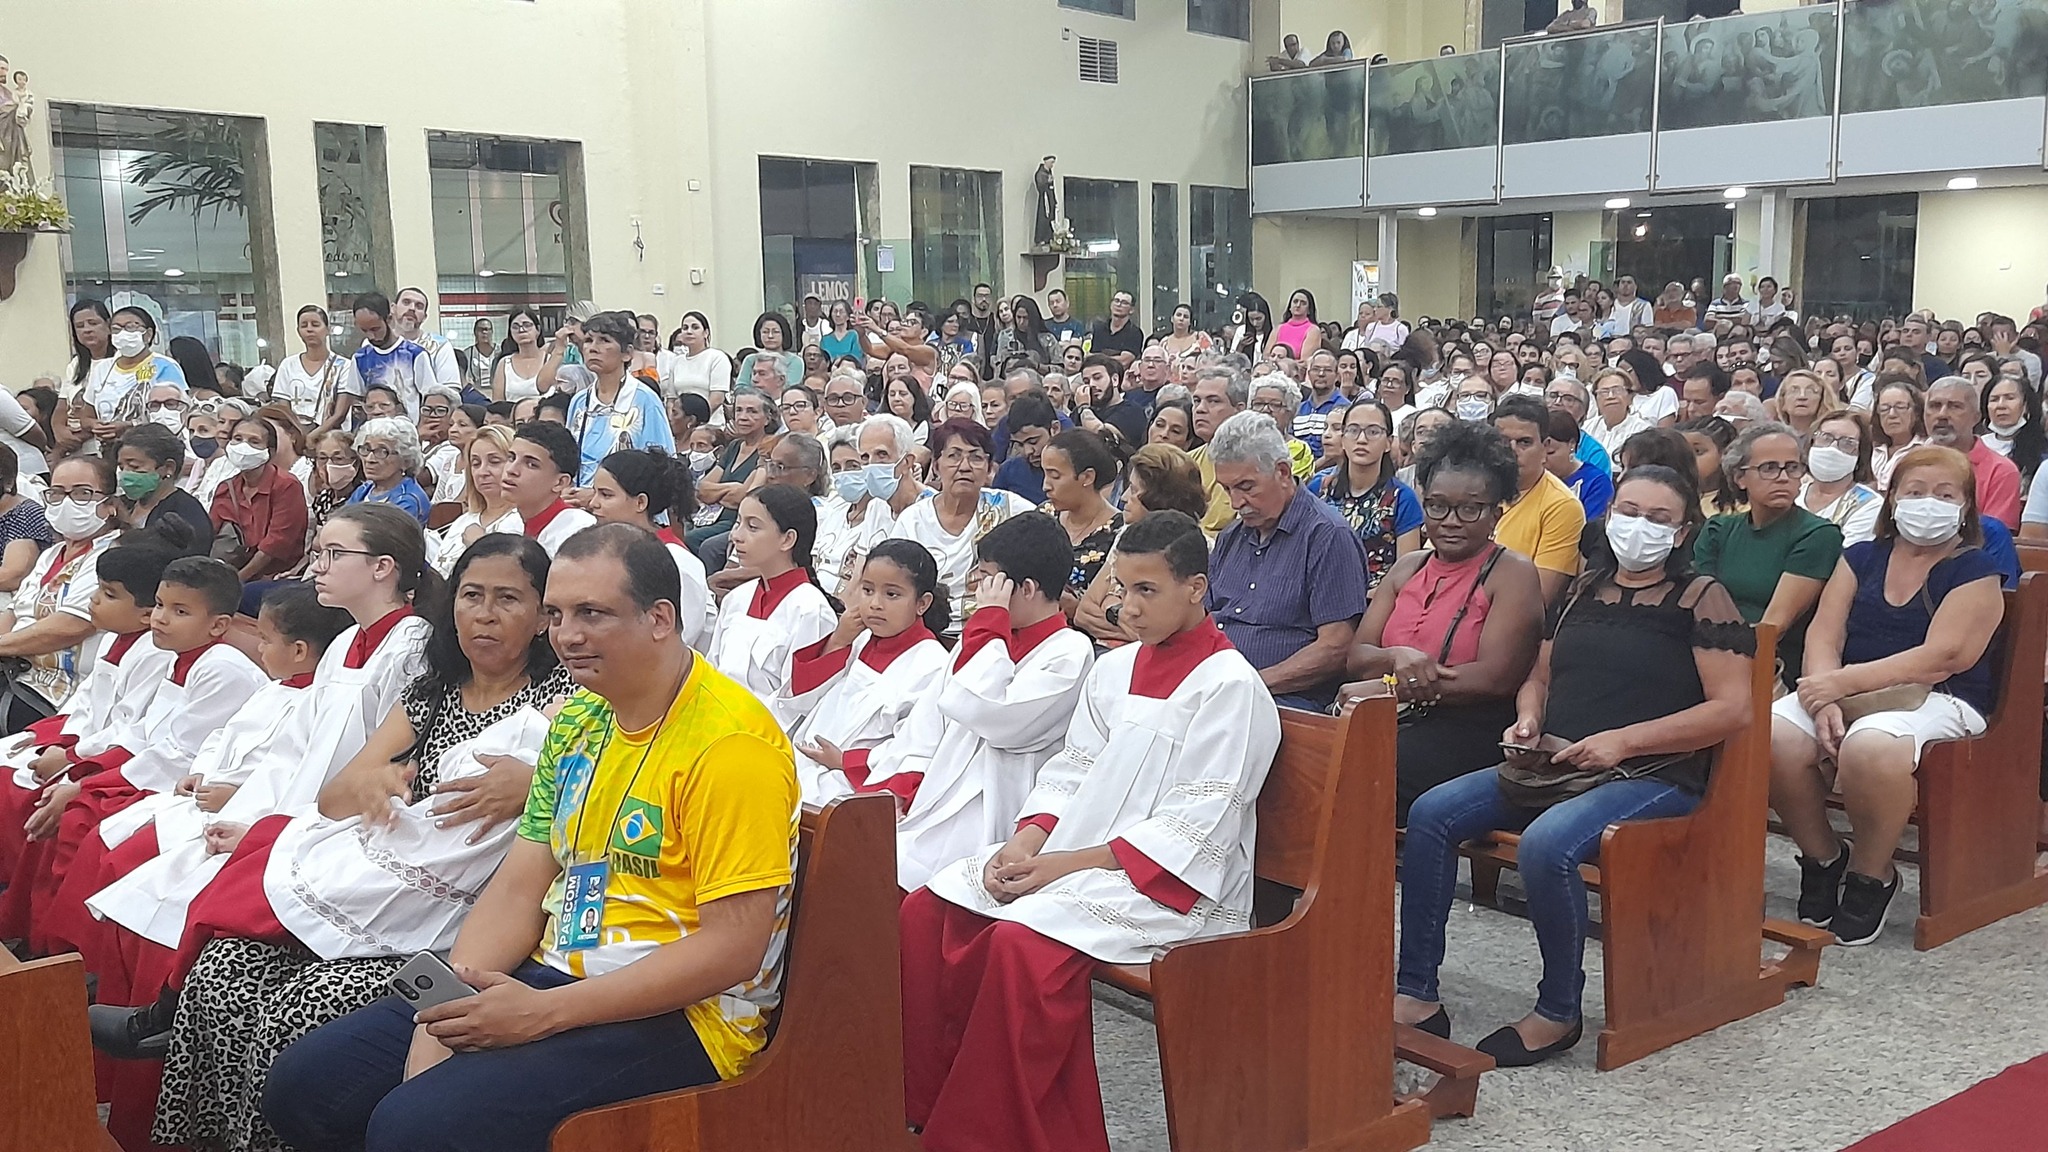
[388,952,477,1012]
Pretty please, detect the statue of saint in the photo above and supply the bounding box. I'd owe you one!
[1032,155,1057,249]
[0,59,35,188]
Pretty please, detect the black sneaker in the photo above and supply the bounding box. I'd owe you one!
[1832,870,1899,947]
[1796,843,1852,927]
[89,989,178,1060]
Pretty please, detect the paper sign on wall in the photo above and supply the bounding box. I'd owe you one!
[876,245,895,274]
[1351,261,1381,320]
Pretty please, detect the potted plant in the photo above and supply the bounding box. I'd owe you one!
[0,163,65,300]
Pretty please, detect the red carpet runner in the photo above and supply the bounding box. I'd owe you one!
[1842,1053,2048,1152]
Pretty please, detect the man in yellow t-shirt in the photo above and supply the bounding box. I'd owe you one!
[1191,364,1252,533]
[1491,396,1587,603]
[262,525,798,1152]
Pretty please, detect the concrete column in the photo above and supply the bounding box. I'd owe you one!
[1756,188,1793,282]
[1377,211,1399,292]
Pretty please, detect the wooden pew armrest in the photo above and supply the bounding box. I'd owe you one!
[1394,1024,1494,1078]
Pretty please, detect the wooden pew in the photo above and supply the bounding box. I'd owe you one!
[1906,574,2048,949]
[1462,625,1835,1070]
[549,793,919,1152]
[1092,699,1449,1152]
[0,950,117,1152]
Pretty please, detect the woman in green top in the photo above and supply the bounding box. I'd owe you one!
[1693,421,1843,687]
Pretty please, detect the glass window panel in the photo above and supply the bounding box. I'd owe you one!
[427,132,579,337]
[1187,0,1249,39]
[1251,66,1366,164]
[1501,28,1657,144]
[1152,183,1179,327]
[1368,54,1502,156]
[910,166,1004,312]
[760,158,861,322]
[1799,194,1917,322]
[1659,9,1837,131]
[1060,0,1133,17]
[313,123,392,319]
[1188,185,1251,334]
[52,103,272,366]
[1062,177,1140,330]
[1842,0,2048,113]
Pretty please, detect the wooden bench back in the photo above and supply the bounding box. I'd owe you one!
[2015,543,2048,575]
[1254,708,1348,892]
[0,953,106,1152]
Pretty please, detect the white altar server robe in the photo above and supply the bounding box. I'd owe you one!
[704,569,835,729]
[3,633,173,786]
[776,625,950,805]
[925,625,1280,965]
[885,610,1093,892]
[93,643,268,847]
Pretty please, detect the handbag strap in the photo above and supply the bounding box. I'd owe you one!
[1435,545,1506,664]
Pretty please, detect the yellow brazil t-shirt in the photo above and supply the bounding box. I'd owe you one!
[515,657,800,1080]
[1495,469,1587,578]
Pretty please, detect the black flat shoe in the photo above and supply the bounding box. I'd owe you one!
[89,989,178,1061]
[1476,1019,1584,1067]
[1408,1006,1452,1040]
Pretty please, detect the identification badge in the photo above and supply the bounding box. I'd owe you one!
[557,859,609,952]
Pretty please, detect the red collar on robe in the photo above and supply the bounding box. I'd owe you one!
[1130,616,1233,700]
[860,620,934,673]
[345,607,414,669]
[656,526,687,548]
[748,567,811,620]
[522,499,574,540]
[281,671,317,689]
[168,640,221,686]
[953,606,1070,672]
[105,630,147,665]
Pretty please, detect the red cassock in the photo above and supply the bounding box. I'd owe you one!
[0,760,144,953]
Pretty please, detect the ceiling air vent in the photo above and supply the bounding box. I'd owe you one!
[1079,36,1120,85]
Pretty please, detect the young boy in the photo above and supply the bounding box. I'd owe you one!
[9,558,266,957]
[0,545,181,877]
[502,420,596,555]
[82,585,352,995]
[875,512,1094,891]
[901,511,1281,1152]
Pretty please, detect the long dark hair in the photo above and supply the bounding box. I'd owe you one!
[331,502,447,620]
[1010,296,1050,346]
[597,447,697,529]
[864,538,953,637]
[69,299,112,385]
[748,483,818,572]
[1234,292,1273,355]
[1323,398,1397,498]
[497,307,543,358]
[401,533,558,763]
[1983,369,2047,484]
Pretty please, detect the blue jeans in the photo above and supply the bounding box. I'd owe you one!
[263,961,721,1152]
[1396,769,1698,1022]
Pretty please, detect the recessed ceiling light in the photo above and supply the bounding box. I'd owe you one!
[1635,211,1652,218]
[1723,202,1736,210]
[1604,197,1631,209]
[163,268,185,278]
[477,269,496,278]
[1417,206,1438,217]
[1947,175,1979,190]
[1723,186,1747,200]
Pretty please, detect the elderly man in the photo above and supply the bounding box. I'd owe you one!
[1665,332,1698,375]
[1542,374,1613,478]
[1130,345,1171,414]
[1249,376,1316,479]
[1714,389,1767,429]
[819,371,867,434]
[1294,350,1345,461]
[1206,411,1368,712]
[1189,365,1250,533]
[1925,376,2021,528]
[264,524,798,1152]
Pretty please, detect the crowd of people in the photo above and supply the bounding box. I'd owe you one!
[0,267,2040,1152]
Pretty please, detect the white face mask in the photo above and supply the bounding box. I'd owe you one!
[149,409,185,432]
[862,461,902,500]
[1806,444,1857,484]
[831,470,867,504]
[1454,396,1491,422]
[687,450,715,477]
[1989,420,2025,439]
[1606,512,1680,571]
[1893,496,1963,546]
[111,330,149,358]
[225,442,271,473]
[49,497,108,541]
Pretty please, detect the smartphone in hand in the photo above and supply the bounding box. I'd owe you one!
[389,952,478,1012]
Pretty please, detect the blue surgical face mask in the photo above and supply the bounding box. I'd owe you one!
[862,461,900,500]
[832,470,867,504]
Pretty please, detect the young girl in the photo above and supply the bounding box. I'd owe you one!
[430,424,522,574]
[704,484,835,727]
[783,539,952,805]
[586,448,715,650]
[300,504,438,782]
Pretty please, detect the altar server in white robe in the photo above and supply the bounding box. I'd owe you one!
[877,512,1094,891]
[84,585,353,957]
[704,484,835,726]
[0,540,180,874]
[502,420,597,557]
[782,538,952,804]
[24,558,267,957]
[583,447,715,650]
[902,510,1280,1152]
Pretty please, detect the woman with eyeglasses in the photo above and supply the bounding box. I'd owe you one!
[887,419,1032,633]
[1337,419,1543,824]
[491,307,548,404]
[1867,377,1927,492]
[1798,412,1883,546]
[1308,399,1423,596]
[301,431,365,570]
[1693,422,1843,688]
[85,307,188,448]
[345,417,430,526]
[0,456,127,725]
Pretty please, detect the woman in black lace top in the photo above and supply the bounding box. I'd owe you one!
[1392,465,1757,1069]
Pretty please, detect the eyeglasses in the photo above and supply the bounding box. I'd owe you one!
[1810,430,1860,452]
[1875,402,1915,416]
[42,487,106,505]
[313,454,356,468]
[1740,460,1807,481]
[1423,499,1493,523]
[1337,425,1388,440]
[419,405,454,418]
[308,545,376,571]
[110,321,150,334]
[358,445,398,461]
[145,399,187,412]
[782,398,814,411]
[937,449,990,469]
[824,392,863,408]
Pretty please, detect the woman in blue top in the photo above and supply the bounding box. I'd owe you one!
[817,300,863,364]
[1306,398,1422,594]
[347,417,431,524]
[1769,444,2007,947]
[564,311,675,484]
[83,305,187,443]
